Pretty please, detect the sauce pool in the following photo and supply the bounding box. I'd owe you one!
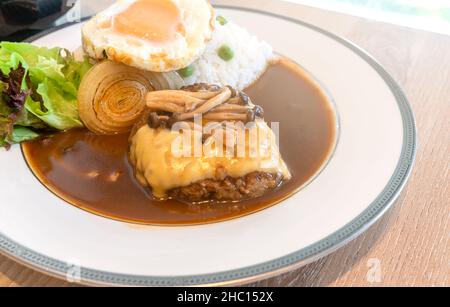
[22,58,338,226]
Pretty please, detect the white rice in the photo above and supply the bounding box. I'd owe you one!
[183,19,275,90]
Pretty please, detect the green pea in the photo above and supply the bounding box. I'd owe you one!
[178,65,194,78]
[218,45,234,62]
[216,15,228,26]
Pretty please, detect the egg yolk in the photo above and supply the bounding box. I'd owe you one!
[113,0,184,43]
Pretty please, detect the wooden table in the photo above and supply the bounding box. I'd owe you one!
[1,0,449,287]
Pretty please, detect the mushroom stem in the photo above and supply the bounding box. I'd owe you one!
[177,87,232,121]
[147,101,185,113]
[146,91,204,106]
[203,113,248,121]
[182,83,221,92]
[210,104,251,113]
[227,97,242,105]
[185,91,220,100]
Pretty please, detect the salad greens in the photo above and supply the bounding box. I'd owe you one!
[0,42,92,148]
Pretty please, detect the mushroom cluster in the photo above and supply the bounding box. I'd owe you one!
[145,83,264,129]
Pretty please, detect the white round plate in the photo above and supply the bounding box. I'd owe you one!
[0,3,416,286]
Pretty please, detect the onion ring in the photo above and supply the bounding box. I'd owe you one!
[78,60,184,134]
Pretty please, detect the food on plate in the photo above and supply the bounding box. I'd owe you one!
[78,60,183,134]
[23,58,337,224]
[81,0,215,72]
[0,0,276,148]
[181,18,275,90]
[3,0,338,224]
[0,42,91,147]
[129,84,291,202]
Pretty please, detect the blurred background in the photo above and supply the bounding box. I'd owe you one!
[1,0,449,41]
[288,0,450,35]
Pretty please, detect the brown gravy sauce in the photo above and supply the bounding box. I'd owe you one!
[22,58,337,226]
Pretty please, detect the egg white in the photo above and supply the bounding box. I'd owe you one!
[82,0,215,72]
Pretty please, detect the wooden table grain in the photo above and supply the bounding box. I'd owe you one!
[1,0,449,287]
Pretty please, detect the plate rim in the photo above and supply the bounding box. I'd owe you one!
[0,4,417,286]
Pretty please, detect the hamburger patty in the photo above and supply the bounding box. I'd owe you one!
[169,171,283,203]
[129,84,291,203]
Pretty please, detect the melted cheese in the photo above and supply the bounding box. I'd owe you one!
[129,120,291,198]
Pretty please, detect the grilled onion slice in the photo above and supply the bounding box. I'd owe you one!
[78,60,184,134]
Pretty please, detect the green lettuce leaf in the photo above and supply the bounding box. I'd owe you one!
[0,42,92,147]
[0,42,60,70]
[10,126,40,143]
[28,78,82,130]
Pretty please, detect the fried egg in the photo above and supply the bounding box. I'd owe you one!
[82,0,215,72]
